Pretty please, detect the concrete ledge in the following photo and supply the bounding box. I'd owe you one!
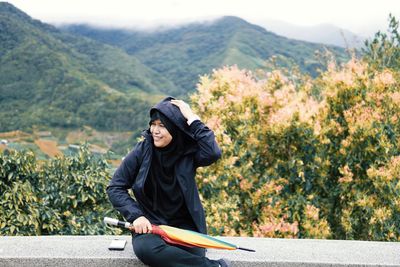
[0,235,399,266]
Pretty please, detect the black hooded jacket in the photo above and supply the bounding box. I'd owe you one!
[106,97,221,234]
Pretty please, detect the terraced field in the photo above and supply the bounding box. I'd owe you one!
[0,127,128,167]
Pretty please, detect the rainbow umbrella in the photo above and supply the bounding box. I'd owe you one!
[104,217,255,252]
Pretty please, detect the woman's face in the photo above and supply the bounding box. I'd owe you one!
[150,119,173,148]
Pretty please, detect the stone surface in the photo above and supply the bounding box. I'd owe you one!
[0,235,399,266]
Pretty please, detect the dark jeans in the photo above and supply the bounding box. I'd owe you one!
[132,233,220,267]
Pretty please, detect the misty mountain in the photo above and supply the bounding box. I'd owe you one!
[1,2,349,135]
[62,16,349,94]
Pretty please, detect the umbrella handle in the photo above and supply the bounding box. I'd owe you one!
[104,217,161,234]
[104,217,131,228]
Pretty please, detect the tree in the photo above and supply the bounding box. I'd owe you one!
[363,14,400,70]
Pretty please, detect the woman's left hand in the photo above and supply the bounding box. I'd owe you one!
[171,99,196,120]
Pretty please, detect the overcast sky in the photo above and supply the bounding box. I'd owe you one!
[3,0,399,36]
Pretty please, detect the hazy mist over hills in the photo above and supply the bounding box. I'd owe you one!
[255,19,366,48]
[56,16,367,49]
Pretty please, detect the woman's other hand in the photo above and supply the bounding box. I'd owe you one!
[129,216,152,234]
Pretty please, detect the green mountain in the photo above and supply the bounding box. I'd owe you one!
[1,2,349,136]
[63,16,349,94]
[0,2,175,132]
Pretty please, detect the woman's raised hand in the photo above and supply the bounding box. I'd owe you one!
[129,216,152,234]
[171,99,195,120]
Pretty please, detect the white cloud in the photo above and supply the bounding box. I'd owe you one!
[3,0,400,35]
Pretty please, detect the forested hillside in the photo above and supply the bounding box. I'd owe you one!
[1,2,349,134]
[0,2,173,132]
[63,16,349,94]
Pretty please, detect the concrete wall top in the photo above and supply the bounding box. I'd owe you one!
[0,235,399,266]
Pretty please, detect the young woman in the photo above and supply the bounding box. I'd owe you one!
[107,97,230,267]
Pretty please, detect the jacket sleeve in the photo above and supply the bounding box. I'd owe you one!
[190,120,222,167]
[106,142,145,222]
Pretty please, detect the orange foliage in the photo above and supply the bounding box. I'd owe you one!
[191,56,400,240]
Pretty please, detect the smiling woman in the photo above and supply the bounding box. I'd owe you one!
[149,117,173,148]
[106,97,229,267]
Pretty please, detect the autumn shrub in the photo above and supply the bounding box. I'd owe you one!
[191,53,399,240]
[191,66,331,238]
[316,59,400,240]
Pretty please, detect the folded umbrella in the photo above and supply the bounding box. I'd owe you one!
[104,217,255,252]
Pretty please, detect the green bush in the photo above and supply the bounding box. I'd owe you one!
[0,145,120,235]
[0,150,42,235]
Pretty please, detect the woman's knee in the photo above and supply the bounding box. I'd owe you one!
[133,234,164,263]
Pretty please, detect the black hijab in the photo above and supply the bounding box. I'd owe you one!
[145,110,191,224]
[149,110,185,175]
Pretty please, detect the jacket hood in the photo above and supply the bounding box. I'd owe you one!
[148,96,195,140]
